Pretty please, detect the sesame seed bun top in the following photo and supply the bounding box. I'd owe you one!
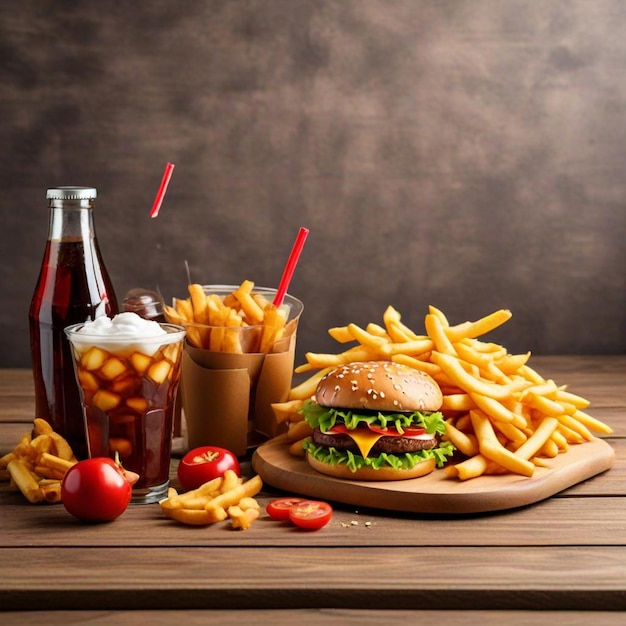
[314,361,443,413]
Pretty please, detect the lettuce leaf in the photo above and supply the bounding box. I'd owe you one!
[301,399,447,436]
[303,439,455,471]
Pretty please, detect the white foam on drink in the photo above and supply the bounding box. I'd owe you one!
[71,312,172,356]
[78,312,166,338]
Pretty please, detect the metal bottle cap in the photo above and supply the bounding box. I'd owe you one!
[46,187,97,200]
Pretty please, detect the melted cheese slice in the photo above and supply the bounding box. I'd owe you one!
[344,429,384,458]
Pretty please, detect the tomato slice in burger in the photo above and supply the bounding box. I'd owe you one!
[266,497,306,521]
[288,500,333,530]
[324,424,350,435]
[326,423,428,438]
[366,424,428,438]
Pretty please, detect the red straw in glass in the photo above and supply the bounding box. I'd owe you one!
[149,162,175,218]
[273,227,309,306]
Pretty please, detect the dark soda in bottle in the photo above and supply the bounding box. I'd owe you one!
[29,187,118,459]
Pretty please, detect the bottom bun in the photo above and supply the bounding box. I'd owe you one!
[306,453,436,482]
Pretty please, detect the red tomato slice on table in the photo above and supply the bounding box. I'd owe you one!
[177,446,240,491]
[266,497,306,521]
[288,500,333,530]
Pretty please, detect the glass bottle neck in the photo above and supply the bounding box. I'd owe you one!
[47,200,96,241]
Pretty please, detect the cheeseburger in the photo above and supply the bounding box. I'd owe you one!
[301,361,454,481]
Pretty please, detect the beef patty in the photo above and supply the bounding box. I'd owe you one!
[311,427,438,455]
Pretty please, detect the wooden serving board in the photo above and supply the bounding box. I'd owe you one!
[252,434,615,514]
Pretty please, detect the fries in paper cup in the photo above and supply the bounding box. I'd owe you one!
[166,282,304,454]
[164,281,303,355]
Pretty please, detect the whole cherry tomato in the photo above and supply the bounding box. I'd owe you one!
[177,446,240,491]
[61,457,139,523]
[288,500,333,530]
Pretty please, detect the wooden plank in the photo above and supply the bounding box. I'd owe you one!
[591,407,626,437]
[2,609,626,626]
[0,399,35,424]
[0,369,35,424]
[559,437,625,495]
[0,422,34,451]
[1,493,625,548]
[0,369,34,396]
[1,546,625,611]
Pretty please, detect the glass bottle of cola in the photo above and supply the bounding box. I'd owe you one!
[29,187,118,458]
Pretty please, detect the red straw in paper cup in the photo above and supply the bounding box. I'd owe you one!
[150,162,175,218]
[273,226,309,306]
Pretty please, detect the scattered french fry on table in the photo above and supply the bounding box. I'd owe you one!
[159,470,263,530]
[0,418,78,503]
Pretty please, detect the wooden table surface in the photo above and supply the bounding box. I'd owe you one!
[1,356,625,625]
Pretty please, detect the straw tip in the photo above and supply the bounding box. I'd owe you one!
[149,162,176,218]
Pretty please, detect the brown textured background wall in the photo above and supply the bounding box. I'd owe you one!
[1,0,624,369]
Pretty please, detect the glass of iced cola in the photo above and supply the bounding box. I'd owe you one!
[65,313,186,503]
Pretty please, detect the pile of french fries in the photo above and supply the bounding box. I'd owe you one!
[272,305,613,480]
[160,470,263,530]
[163,280,295,354]
[0,418,78,503]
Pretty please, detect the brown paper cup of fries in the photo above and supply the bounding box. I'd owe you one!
[164,283,304,457]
